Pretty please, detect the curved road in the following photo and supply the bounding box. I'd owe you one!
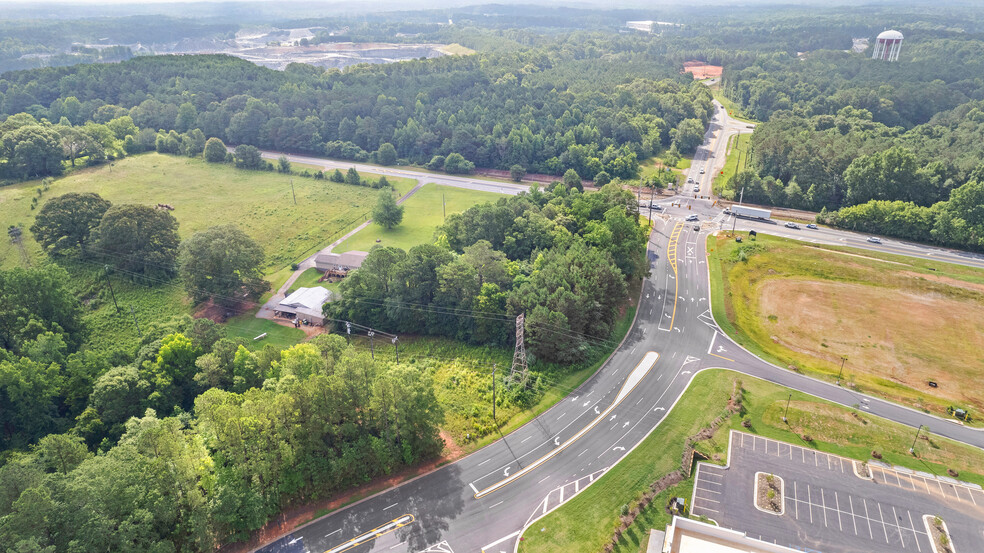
[253,106,984,553]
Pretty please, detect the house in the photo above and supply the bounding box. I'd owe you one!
[275,286,331,325]
[314,250,368,274]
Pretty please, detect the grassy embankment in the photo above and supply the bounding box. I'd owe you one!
[707,231,984,423]
[712,133,751,197]
[710,86,758,124]
[335,183,504,252]
[0,153,413,352]
[519,369,984,553]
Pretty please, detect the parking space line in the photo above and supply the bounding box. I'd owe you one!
[908,510,921,553]
[892,506,906,549]
[807,486,813,524]
[862,498,874,540]
[821,487,828,527]
[876,502,889,544]
[834,492,842,531]
[793,482,799,520]
[849,495,858,535]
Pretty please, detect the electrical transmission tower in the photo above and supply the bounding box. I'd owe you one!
[509,313,528,382]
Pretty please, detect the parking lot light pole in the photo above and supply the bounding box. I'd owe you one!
[909,425,924,455]
[783,393,791,423]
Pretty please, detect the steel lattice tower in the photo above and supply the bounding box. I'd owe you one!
[509,313,528,381]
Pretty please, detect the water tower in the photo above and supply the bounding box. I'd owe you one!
[872,30,904,62]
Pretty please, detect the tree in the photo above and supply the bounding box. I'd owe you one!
[593,170,611,186]
[0,265,86,354]
[30,192,111,256]
[443,153,474,174]
[277,155,291,174]
[372,190,404,230]
[563,168,583,191]
[34,433,91,474]
[376,142,398,165]
[345,167,361,185]
[203,137,227,162]
[0,125,63,179]
[179,225,268,306]
[91,204,180,280]
[510,164,526,182]
[670,118,705,155]
[233,144,264,170]
[330,168,345,182]
[181,128,206,157]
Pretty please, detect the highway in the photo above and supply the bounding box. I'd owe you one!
[252,107,984,553]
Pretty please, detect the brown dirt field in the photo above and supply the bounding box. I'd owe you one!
[757,279,984,409]
[898,270,984,294]
[682,61,723,79]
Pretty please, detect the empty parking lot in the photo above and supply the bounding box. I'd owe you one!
[691,431,984,553]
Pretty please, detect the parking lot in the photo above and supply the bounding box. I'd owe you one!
[691,431,984,553]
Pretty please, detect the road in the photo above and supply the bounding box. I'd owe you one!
[686,99,754,197]
[250,109,984,553]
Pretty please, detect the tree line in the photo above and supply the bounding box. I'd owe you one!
[329,182,648,365]
[0,34,713,182]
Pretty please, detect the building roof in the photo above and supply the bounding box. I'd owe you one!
[877,30,903,40]
[315,250,369,269]
[660,517,802,553]
[278,286,331,310]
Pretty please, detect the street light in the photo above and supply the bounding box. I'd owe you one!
[783,393,791,423]
[910,425,925,455]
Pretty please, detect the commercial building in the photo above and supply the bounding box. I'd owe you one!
[314,250,368,274]
[650,517,802,553]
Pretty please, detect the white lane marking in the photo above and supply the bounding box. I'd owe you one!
[390,542,406,549]
[383,503,398,511]
[481,531,520,552]
[489,501,504,509]
[473,352,660,498]
[478,459,491,466]
[469,482,479,495]
[521,436,532,443]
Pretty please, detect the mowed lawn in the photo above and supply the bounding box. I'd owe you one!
[334,183,504,252]
[707,232,984,420]
[520,369,984,553]
[0,152,416,272]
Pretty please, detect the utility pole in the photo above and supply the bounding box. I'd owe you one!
[731,186,744,236]
[290,178,297,205]
[129,305,141,337]
[104,265,120,313]
[392,336,399,363]
[345,321,351,345]
[368,329,375,360]
[443,192,446,220]
[837,356,848,382]
[783,393,791,423]
[648,184,656,223]
[492,364,497,421]
[910,425,925,455]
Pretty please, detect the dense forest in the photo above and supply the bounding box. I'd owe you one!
[0,33,713,182]
[330,182,647,365]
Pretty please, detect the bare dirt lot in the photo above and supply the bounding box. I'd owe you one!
[758,279,984,408]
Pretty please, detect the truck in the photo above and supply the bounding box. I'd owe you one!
[730,205,772,220]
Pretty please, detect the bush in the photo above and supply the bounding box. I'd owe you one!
[510,164,526,182]
[330,169,344,183]
[426,155,446,171]
[203,137,227,162]
[443,153,475,174]
[376,142,398,166]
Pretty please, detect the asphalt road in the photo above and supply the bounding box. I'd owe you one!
[249,112,984,553]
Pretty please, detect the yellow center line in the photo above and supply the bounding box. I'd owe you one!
[323,514,415,553]
[708,352,735,362]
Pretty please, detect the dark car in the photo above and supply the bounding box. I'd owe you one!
[806,223,818,229]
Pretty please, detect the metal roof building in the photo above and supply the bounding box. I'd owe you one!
[276,286,331,325]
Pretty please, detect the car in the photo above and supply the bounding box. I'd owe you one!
[687,177,694,183]
[686,214,699,221]
[693,186,700,192]
[699,168,705,174]
[867,236,882,244]
[650,204,663,211]
[806,223,817,229]
[693,224,701,231]
[784,222,799,229]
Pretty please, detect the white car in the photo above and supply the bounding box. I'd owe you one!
[686,214,699,221]
[699,168,705,174]
[784,222,799,229]
[866,237,882,244]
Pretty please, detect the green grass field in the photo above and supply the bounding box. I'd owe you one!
[0,153,416,272]
[334,183,504,252]
[713,133,751,197]
[707,232,984,423]
[224,311,307,351]
[519,369,984,553]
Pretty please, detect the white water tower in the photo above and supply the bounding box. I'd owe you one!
[872,30,904,62]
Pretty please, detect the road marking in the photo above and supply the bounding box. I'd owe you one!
[390,542,406,549]
[521,436,531,444]
[324,514,414,553]
[469,483,479,494]
[473,352,660,498]
[478,459,491,466]
[383,503,398,510]
[708,352,735,362]
[480,531,520,552]
[489,501,503,509]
